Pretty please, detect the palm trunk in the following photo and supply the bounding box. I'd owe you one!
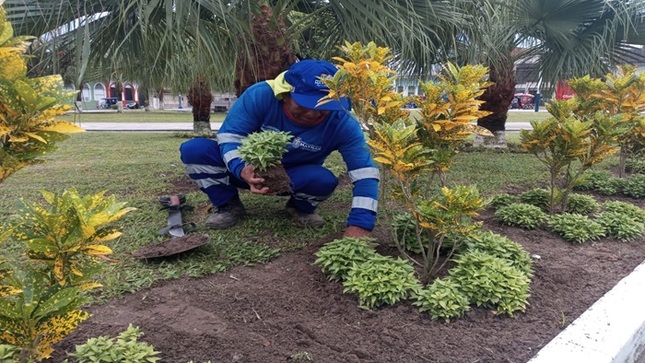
[188,79,213,134]
[234,3,297,97]
[475,60,516,148]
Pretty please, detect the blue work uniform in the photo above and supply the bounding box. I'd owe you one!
[179,81,380,231]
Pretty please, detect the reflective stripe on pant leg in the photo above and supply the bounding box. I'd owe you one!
[179,138,240,206]
[286,164,338,213]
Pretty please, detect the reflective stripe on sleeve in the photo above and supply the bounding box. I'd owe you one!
[217,133,244,144]
[348,167,380,182]
[223,150,241,164]
[352,196,378,212]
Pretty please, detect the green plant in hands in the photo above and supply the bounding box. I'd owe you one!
[67,324,160,363]
[314,237,378,282]
[238,130,292,172]
[342,254,421,309]
[414,278,470,322]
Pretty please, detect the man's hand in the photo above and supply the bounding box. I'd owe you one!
[240,165,270,194]
[343,225,371,238]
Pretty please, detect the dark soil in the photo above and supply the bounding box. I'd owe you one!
[133,234,210,259]
[256,164,292,195]
[46,186,645,363]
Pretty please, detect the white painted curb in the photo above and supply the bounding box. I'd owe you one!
[528,260,645,363]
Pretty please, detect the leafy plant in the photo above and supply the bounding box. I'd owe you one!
[462,231,533,277]
[487,193,519,210]
[449,251,531,316]
[0,189,135,360]
[519,188,551,212]
[494,203,546,229]
[595,211,645,242]
[547,213,606,244]
[0,344,20,363]
[0,8,83,183]
[237,130,292,172]
[314,237,378,282]
[413,278,470,322]
[575,170,623,195]
[602,201,645,223]
[565,193,599,215]
[622,175,645,198]
[12,189,136,288]
[342,255,421,309]
[68,324,160,363]
[391,212,423,254]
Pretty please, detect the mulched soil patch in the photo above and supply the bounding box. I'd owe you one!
[45,194,645,363]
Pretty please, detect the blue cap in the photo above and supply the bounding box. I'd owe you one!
[284,60,350,111]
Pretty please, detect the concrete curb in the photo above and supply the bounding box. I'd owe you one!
[528,260,645,363]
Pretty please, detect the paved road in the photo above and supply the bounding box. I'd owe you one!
[77,121,533,132]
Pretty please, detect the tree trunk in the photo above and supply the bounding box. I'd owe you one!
[188,79,213,134]
[234,3,297,97]
[476,59,516,148]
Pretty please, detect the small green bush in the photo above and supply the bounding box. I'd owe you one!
[413,278,470,322]
[565,193,600,215]
[602,201,645,223]
[487,193,519,210]
[622,175,645,198]
[547,213,606,244]
[342,255,421,310]
[495,203,546,229]
[391,212,423,254]
[575,170,623,195]
[314,237,377,282]
[519,188,551,212]
[463,230,533,277]
[626,157,645,174]
[0,345,20,363]
[595,211,645,242]
[67,325,160,363]
[449,251,531,316]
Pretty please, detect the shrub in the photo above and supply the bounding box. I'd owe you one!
[595,211,645,242]
[0,344,19,363]
[487,193,519,210]
[67,324,160,363]
[238,130,292,171]
[391,212,423,254]
[449,251,531,316]
[626,157,645,174]
[622,175,645,198]
[463,231,533,277]
[602,201,645,223]
[413,278,470,322]
[547,213,606,243]
[565,193,600,215]
[575,170,623,195]
[495,203,546,229]
[314,237,377,282]
[342,255,421,309]
[519,188,551,212]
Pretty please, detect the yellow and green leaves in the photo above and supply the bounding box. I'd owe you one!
[12,189,135,288]
[368,119,433,181]
[0,7,83,183]
[321,41,408,134]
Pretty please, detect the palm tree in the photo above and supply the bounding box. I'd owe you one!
[456,0,645,144]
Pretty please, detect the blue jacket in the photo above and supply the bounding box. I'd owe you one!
[216,81,380,230]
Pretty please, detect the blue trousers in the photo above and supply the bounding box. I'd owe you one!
[179,138,338,213]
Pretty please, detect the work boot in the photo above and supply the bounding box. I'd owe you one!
[286,204,324,228]
[205,196,246,229]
